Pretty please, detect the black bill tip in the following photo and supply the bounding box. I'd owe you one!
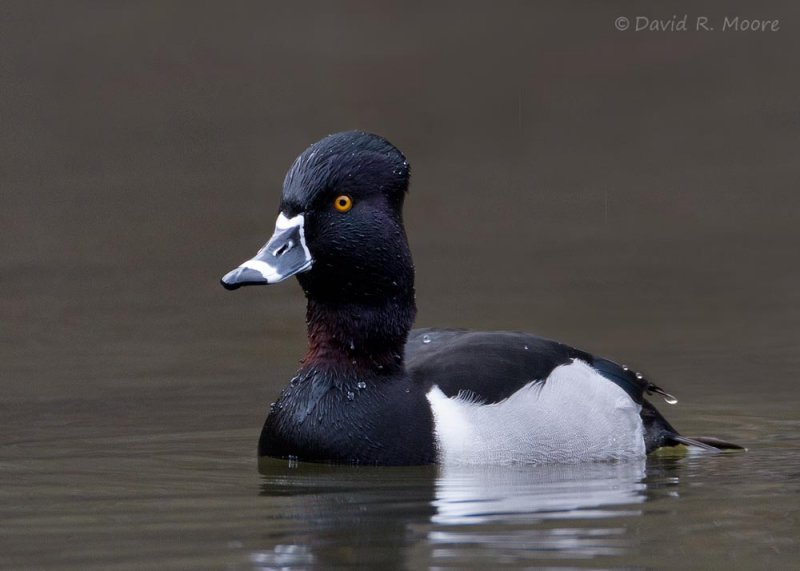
[220,267,268,290]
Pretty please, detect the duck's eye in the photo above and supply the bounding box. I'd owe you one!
[333,195,353,212]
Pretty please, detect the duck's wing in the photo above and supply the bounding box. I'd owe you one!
[406,328,646,403]
[405,328,742,453]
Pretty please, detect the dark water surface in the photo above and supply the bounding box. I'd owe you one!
[2,2,799,569]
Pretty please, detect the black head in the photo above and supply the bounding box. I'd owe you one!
[221,131,414,304]
[281,131,409,216]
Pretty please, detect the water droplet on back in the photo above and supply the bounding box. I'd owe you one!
[356,381,367,390]
[422,334,431,344]
[346,391,355,401]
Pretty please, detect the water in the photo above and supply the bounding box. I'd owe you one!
[2,414,797,569]
[2,2,800,569]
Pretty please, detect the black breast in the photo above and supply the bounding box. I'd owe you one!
[258,367,437,465]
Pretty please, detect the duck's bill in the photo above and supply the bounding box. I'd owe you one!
[221,213,313,290]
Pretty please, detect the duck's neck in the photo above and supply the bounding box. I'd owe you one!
[303,294,416,374]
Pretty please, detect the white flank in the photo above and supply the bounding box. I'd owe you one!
[426,359,645,465]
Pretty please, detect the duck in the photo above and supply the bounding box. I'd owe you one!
[221,131,742,465]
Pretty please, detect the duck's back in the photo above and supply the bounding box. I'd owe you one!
[406,329,593,400]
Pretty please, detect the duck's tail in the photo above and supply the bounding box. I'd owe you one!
[670,435,745,451]
[641,399,745,453]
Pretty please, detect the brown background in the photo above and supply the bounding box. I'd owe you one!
[2,2,799,569]
[3,1,797,404]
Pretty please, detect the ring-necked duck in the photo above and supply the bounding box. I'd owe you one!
[221,131,742,465]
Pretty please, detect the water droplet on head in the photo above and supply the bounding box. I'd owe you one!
[635,372,643,380]
[356,381,367,390]
[664,395,678,405]
[523,345,529,350]
[346,391,355,401]
[422,334,431,344]
[269,402,277,412]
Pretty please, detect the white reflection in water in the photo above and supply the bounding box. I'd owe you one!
[250,544,315,569]
[434,460,646,523]
[429,459,647,561]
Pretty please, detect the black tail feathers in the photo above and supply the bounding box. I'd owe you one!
[671,435,745,451]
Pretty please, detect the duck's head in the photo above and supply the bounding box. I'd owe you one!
[221,131,414,303]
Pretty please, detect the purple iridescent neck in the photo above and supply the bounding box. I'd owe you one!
[301,295,416,374]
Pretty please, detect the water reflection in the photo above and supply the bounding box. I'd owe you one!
[254,458,675,568]
[433,462,646,524]
[256,460,436,569]
[429,461,648,565]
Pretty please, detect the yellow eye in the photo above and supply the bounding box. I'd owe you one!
[334,195,353,212]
